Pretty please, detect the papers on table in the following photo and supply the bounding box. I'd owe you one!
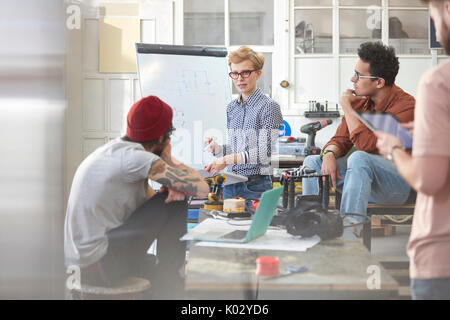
[181,218,320,252]
[197,169,248,186]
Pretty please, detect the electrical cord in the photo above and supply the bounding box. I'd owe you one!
[226,219,252,226]
[382,215,413,224]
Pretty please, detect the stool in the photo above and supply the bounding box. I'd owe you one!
[335,190,415,251]
[67,277,151,300]
[363,203,415,251]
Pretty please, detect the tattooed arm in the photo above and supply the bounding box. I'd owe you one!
[147,158,209,198]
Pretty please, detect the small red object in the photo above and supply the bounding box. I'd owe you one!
[252,200,260,211]
[255,256,279,276]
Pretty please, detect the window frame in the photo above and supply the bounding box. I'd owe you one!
[288,0,443,114]
[179,0,280,101]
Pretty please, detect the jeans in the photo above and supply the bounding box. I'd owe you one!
[92,191,188,299]
[411,278,450,300]
[302,151,411,217]
[223,175,273,201]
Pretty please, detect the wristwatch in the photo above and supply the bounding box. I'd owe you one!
[387,145,403,162]
[320,149,336,160]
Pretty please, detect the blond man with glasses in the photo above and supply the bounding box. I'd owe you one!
[204,46,283,201]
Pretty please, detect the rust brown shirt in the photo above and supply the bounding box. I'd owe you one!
[324,84,415,156]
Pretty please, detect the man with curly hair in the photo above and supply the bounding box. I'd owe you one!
[302,42,416,232]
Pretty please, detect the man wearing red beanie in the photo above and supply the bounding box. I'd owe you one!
[64,95,209,299]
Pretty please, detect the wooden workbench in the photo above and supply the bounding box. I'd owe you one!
[185,239,398,300]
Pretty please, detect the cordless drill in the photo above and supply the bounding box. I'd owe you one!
[300,119,332,156]
[203,174,227,211]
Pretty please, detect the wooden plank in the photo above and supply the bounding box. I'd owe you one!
[371,225,396,237]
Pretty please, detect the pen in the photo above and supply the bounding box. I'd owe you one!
[261,265,308,280]
[204,137,217,152]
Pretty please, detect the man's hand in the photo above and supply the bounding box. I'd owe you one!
[159,186,186,203]
[375,131,402,159]
[204,137,221,155]
[339,89,367,112]
[321,153,343,190]
[205,157,228,176]
[401,121,414,136]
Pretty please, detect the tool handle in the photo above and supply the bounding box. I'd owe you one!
[288,178,295,209]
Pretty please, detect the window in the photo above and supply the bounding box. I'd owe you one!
[388,10,429,55]
[290,0,440,109]
[230,0,274,46]
[184,0,224,45]
[294,0,332,5]
[183,0,275,96]
[340,0,380,5]
[294,9,333,54]
[389,0,426,7]
[340,7,382,54]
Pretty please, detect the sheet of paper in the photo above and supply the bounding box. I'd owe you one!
[197,169,248,186]
[180,217,248,241]
[181,218,320,252]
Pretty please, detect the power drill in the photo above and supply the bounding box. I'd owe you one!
[300,119,332,156]
[203,174,227,211]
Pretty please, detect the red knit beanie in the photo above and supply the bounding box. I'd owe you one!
[126,95,173,142]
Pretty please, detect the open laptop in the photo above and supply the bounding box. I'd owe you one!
[191,186,283,243]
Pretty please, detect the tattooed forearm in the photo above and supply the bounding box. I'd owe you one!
[156,177,198,197]
[149,159,166,176]
[166,166,190,177]
[156,178,173,189]
[149,158,207,198]
[166,171,201,184]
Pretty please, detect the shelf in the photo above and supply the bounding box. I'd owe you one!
[304,111,340,118]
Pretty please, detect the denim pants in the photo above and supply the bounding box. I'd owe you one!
[411,278,450,300]
[302,151,411,217]
[223,175,273,201]
[93,191,188,299]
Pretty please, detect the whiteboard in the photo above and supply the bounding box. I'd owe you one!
[136,44,231,169]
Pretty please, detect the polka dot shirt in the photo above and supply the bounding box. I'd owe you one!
[217,88,283,176]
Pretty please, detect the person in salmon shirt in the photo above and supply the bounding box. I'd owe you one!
[376,0,450,300]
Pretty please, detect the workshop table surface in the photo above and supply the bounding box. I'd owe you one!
[185,239,398,300]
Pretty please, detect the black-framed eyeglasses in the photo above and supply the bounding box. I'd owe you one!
[228,69,258,79]
[354,70,379,82]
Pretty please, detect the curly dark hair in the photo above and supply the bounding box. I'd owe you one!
[357,42,399,86]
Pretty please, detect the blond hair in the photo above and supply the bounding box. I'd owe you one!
[228,45,265,70]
